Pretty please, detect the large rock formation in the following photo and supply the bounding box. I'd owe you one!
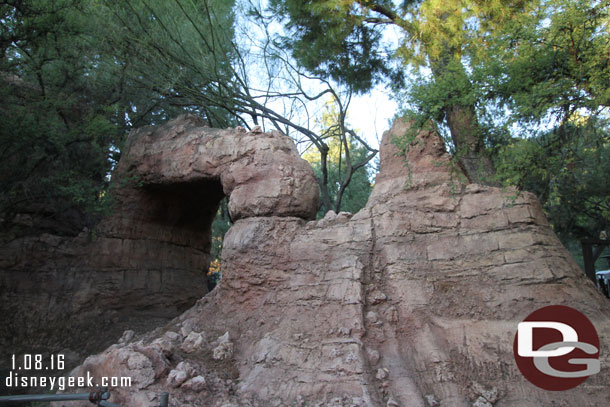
[0,116,318,375]
[60,118,609,406]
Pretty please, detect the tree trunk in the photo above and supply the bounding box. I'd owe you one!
[429,45,497,185]
[445,103,497,185]
[318,147,332,213]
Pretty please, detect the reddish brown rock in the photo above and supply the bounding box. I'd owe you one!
[18,118,610,406]
[0,115,319,374]
[119,115,318,221]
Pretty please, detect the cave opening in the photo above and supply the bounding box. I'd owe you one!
[141,177,227,299]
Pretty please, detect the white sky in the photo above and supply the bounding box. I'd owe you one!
[236,0,400,152]
[349,87,398,150]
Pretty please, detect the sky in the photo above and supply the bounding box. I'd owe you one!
[349,87,399,150]
[236,0,400,152]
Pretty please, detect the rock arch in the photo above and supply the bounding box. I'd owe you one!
[118,115,318,221]
[0,115,319,373]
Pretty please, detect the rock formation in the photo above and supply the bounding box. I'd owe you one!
[57,118,609,406]
[0,115,318,374]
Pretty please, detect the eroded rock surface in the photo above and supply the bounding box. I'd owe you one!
[59,118,610,406]
[0,115,318,375]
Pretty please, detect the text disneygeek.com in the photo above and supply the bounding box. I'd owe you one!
[5,354,131,392]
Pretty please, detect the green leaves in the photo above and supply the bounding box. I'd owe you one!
[269,0,397,92]
[301,98,374,216]
[408,0,610,239]
[96,0,238,126]
[272,0,609,239]
[1,1,112,233]
[1,0,239,235]
[495,118,610,240]
[484,0,610,124]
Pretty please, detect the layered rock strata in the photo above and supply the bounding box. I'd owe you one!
[62,118,610,406]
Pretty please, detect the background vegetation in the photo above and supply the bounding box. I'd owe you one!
[270,0,609,267]
[1,0,608,273]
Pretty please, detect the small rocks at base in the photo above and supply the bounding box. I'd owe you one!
[387,397,400,407]
[472,397,493,407]
[212,332,234,360]
[181,331,206,353]
[181,375,207,392]
[424,394,440,407]
[166,361,196,388]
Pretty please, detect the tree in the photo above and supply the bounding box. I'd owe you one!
[268,0,538,184]
[270,0,610,242]
[0,0,240,234]
[403,0,610,242]
[99,0,378,215]
[96,0,239,128]
[485,0,610,241]
[302,98,373,216]
[1,0,378,245]
[496,121,610,241]
[0,0,118,234]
